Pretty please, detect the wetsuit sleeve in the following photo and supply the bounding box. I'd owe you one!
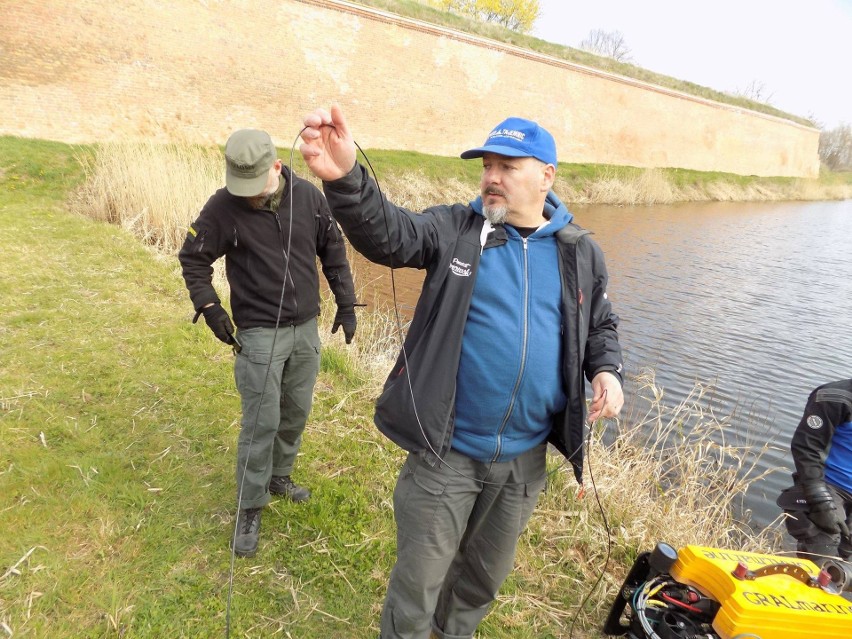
[177,199,231,312]
[583,237,623,384]
[315,192,357,307]
[321,163,442,269]
[791,384,852,483]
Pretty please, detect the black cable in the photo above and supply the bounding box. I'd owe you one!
[567,406,613,639]
[225,129,301,638]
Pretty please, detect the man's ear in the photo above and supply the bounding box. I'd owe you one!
[541,164,556,191]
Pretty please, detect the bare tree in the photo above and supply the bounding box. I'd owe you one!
[819,124,852,171]
[432,0,541,33]
[578,29,632,62]
[806,112,824,130]
[734,80,775,105]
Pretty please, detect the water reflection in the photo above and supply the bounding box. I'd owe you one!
[349,199,852,529]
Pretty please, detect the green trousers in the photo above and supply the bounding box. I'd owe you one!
[233,319,320,510]
[380,444,547,639]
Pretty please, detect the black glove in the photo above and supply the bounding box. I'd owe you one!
[803,481,851,536]
[331,304,357,344]
[193,303,236,345]
[808,503,850,537]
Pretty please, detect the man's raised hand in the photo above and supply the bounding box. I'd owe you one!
[299,105,357,181]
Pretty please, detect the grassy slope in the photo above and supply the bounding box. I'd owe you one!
[0,137,403,638]
[329,149,852,206]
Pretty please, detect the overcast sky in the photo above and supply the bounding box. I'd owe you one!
[532,0,852,130]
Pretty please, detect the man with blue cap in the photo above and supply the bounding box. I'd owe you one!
[300,106,624,639]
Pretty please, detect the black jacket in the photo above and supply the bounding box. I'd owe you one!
[178,167,356,328]
[323,164,623,483]
[791,379,852,488]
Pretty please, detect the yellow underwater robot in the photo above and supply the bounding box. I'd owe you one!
[603,543,852,639]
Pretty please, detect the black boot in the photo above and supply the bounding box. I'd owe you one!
[231,507,261,557]
[269,475,311,502]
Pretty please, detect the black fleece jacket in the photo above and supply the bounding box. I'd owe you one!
[178,167,356,328]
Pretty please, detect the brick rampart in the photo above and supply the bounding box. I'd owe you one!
[0,0,819,177]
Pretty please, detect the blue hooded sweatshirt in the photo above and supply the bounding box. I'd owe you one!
[825,419,852,493]
[452,192,573,463]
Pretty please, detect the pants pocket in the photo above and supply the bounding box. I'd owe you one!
[518,475,547,530]
[235,349,274,395]
[393,453,451,534]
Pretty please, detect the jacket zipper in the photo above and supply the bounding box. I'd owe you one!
[274,212,298,320]
[493,237,530,462]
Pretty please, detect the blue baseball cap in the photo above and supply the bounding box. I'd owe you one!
[460,117,557,166]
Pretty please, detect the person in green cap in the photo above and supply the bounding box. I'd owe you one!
[178,128,359,558]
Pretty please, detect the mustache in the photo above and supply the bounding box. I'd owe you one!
[483,186,507,197]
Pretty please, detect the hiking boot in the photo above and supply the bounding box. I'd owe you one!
[269,475,311,502]
[231,507,261,557]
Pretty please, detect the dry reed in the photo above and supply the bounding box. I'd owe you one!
[558,168,852,206]
[72,140,223,254]
[560,169,679,206]
[371,171,474,212]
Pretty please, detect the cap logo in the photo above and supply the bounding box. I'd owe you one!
[806,415,823,429]
[226,157,266,178]
[489,128,526,142]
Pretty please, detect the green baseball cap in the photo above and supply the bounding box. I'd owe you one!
[224,129,276,197]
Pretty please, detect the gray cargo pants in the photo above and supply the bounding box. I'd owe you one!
[380,444,547,639]
[233,319,320,510]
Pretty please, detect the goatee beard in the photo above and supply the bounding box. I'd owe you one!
[247,194,267,209]
[483,204,508,225]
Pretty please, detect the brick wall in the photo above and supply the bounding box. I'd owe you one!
[0,0,819,177]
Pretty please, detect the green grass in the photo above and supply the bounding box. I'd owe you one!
[279,145,483,187]
[288,141,842,200]
[819,165,852,185]
[0,136,89,198]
